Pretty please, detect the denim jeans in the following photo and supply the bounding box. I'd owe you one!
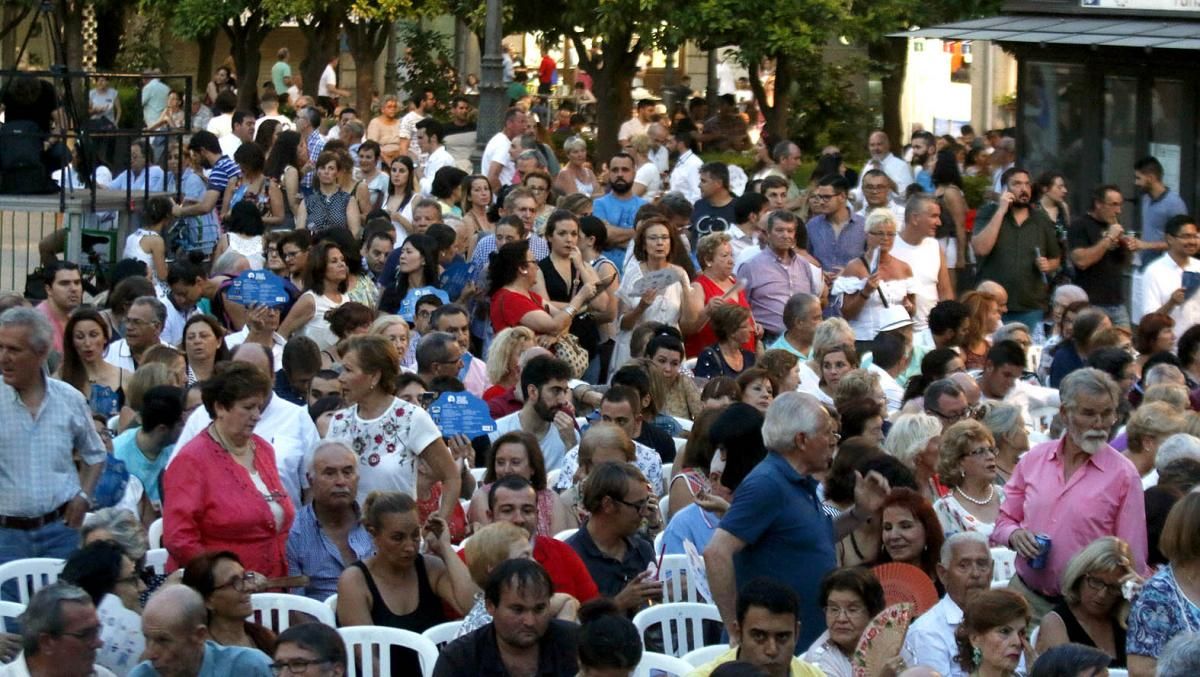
[0,521,79,601]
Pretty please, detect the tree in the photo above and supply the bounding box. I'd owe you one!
[344,0,413,113]
[164,0,276,110]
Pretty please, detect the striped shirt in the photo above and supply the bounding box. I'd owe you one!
[207,155,241,196]
[470,233,550,286]
[0,374,106,516]
[286,503,374,601]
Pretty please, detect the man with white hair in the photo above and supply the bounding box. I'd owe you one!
[705,392,891,650]
[1154,433,1200,478]
[286,441,372,600]
[991,368,1148,619]
[901,533,994,677]
[1158,631,1200,677]
[131,585,272,676]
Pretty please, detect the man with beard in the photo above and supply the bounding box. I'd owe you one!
[805,174,866,273]
[285,441,373,601]
[1144,214,1200,337]
[910,130,937,192]
[992,368,1148,619]
[172,131,241,222]
[591,152,645,272]
[488,355,576,472]
[858,131,913,196]
[689,162,736,241]
[35,261,82,356]
[901,534,997,677]
[433,559,580,676]
[971,168,1061,331]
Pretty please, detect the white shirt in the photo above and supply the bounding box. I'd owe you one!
[868,363,904,414]
[901,595,968,677]
[318,64,338,97]
[553,440,664,495]
[218,133,242,159]
[981,379,1060,432]
[224,328,287,369]
[206,113,232,138]
[889,234,942,332]
[174,392,320,509]
[398,110,425,141]
[96,593,144,676]
[634,161,662,200]
[669,150,703,204]
[618,117,648,142]
[254,114,294,135]
[162,301,200,347]
[1141,252,1200,334]
[420,145,455,195]
[0,655,114,677]
[103,338,171,372]
[490,411,569,472]
[649,145,669,174]
[481,132,515,186]
[858,153,913,195]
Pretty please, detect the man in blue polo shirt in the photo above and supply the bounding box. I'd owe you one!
[704,392,890,650]
[592,152,645,272]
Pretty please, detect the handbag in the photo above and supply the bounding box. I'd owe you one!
[552,331,590,379]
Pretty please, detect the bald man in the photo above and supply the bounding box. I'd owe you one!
[287,441,373,600]
[131,585,273,676]
[860,130,914,196]
[171,343,319,506]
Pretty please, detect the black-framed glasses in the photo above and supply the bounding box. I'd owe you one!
[614,496,651,512]
[59,625,101,642]
[215,572,256,593]
[1083,574,1123,596]
[270,658,333,675]
[927,404,980,422]
[282,250,301,260]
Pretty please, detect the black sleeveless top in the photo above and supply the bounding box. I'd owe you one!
[352,557,446,674]
[538,256,600,356]
[1052,602,1127,667]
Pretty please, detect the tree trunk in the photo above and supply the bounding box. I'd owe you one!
[346,20,388,114]
[299,6,342,99]
[195,31,216,98]
[571,29,640,164]
[870,37,907,147]
[224,13,270,112]
[749,54,792,141]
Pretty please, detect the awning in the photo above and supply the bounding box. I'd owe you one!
[893,15,1200,50]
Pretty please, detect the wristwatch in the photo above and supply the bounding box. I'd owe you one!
[76,490,94,508]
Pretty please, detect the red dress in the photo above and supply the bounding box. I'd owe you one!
[491,288,545,333]
[163,429,295,577]
[684,274,756,358]
[416,482,468,544]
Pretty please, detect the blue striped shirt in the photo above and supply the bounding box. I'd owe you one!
[470,233,550,286]
[286,503,374,601]
[0,374,106,516]
[207,155,240,196]
[302,131,326,190]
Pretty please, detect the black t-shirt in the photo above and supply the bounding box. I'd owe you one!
[690,197,736,240]
[442,121,477,136]
[638,421,677,463]
[1067,213,1130,305]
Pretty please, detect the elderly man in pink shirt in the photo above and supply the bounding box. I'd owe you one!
[991,367,1148,619]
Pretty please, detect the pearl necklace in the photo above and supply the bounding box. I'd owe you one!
[955,484,994,506]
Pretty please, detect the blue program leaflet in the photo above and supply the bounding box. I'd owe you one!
[224,270,290,307]
[1185,271,1200,301]
[428,392,496,438]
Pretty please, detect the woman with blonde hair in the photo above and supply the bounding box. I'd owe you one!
[799,317,856,394]
[368,314,415,371]
[1125,401,1187,484]
[457,521,580,637]
[884,413,944,502]
[482,326,536,402]
[933,419,1005,537]
[554,136,602,198]
[1036,536,1138,667]
[805,341,858,406]
[117,363,175,432]
[628,133,662,200]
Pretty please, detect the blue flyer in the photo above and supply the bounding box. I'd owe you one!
[396,286,450,322]
[224,269,290,308]
[428,391,496,439]
[1185,271,1200,301]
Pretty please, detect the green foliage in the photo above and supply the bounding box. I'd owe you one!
[114,11,167,73]
[785,58,874,158]
[395,19,455,118]
[962,174,991,209]
[115,83,142,129]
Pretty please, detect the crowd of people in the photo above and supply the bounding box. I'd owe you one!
[6,60,1200,677]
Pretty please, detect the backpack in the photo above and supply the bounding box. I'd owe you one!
[0,120,56,194]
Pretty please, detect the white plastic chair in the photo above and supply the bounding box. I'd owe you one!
[673,438,687,455]
[546,468,562,488]
[338,625,439,677]
[0,558,65,605]
[681,644,729,667]
[0,600,25,633]
[554,528,578,541]
[991,547,1017,584]
[633,602,723,657]
[654,530,665,556]
[147,518,164,549]
[635,650,694,676]
[250,592,336,632]
[469,467,487,483]
[144,548,168,576]
[659,554,704,604]
[325,593,338,617]
[421,620,464,648]
[1029,406,1058,434]
[1107,670,1128,677]
[659,494,671,523]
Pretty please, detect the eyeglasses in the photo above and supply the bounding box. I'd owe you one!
[823,605,866,619]
[1083,574,1123,596]
[1169,233,1200,241]
[927,405,979,422]
[270,659,333,675]
[868,230,897,238]
[59,625,101,642]
[282,250,301,260]
[614,496,651,512]
[215,572,257,593]
[125,317,159,328]
[967,446,997,458]
[812,193,838,202]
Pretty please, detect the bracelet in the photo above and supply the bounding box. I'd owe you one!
[564,305,577,317]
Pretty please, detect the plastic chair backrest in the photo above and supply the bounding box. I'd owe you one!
[421,620,464,649]
[658,554,704,604]
[554,528,578,541]
[338,625,439,677]
[991,547,1017,583]
[147,518,164,549]
[0,558,65,605]
[635,650,694,676]
[249,592,336,632]
[632,602,722,657]
[144,548,168,576]
[680,644,729,667]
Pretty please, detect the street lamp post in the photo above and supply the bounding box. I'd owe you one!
[473,0,505,168]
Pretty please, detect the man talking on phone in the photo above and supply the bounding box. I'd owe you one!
[971,167,1061,331]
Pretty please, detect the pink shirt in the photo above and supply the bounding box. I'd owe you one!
[35,301,66,355]
[991,438,1148,597]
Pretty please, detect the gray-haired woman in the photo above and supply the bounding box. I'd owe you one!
[981,402,1030,486]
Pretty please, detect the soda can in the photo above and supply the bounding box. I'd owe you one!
[1029,534,1052,570]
